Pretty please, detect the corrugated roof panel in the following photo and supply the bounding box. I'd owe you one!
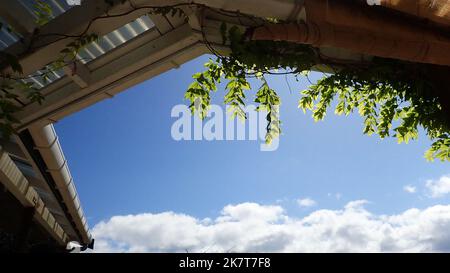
[18,0,73,21]
[20,14,155,91]
[0,17,21,50]
[77,15,156,64]
[20,66,64,91]
[1,0,75,50]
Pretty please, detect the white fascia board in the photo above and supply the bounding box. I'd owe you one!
[28,124,92,244]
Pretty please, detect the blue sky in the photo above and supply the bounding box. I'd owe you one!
[55,55,450,252]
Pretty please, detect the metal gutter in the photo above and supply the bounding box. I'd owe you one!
[378,0,450,27]
[19,125,92,248]
[251,0,450,66]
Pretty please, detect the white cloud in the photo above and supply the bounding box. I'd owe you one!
[327,193,342,200]
[403,185,417,194]
[344,199,369,210]
[217,202,284,223]
[426,175,450,198]
[297,198,317,207]
[91,201,450,253]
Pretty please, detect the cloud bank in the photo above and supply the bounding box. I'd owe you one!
[92,201,450,253]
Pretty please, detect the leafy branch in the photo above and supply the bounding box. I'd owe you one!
[185,21,449,161]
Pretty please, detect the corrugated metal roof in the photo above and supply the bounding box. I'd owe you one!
[18,0,74,21]
[20,15,155,90]
[76,15,155,64]
[1,0,74,49]
[0,17,21,50]
[2,1,155,92]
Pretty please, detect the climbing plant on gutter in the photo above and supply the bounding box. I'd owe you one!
[186,23,450,162]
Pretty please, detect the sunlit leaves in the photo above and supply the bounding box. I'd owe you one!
[298,94,313,114]
[394,106,419,144]
[224,76,250,121]
[255,81,281,144]
[185,57,283,145]
[298,66,449,161]
[184,21,449,160]
[299,77,336,122]
[34,0,53,26]
[377,96,397,138]
[425,135,450,162]
[185,60,223,119]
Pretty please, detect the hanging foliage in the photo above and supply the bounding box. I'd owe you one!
[186,23,449,161]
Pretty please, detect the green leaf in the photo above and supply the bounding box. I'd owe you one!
[34,0,54,26]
